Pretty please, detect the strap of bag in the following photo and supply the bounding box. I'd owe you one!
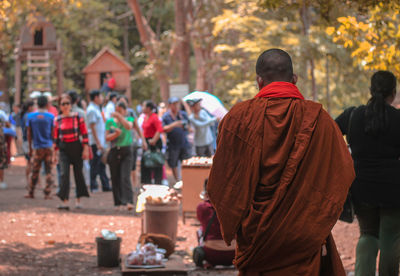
[203,211,216,240]
[347,107,356,146]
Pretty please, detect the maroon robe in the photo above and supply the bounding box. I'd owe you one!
[207,97,355,275]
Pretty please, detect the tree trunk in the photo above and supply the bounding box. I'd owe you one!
[123,17,130,61]
[193,46,208,91]
[299,2,317,101]
[158,74,170,102]
[326,55,331,114]
[310,59,317,101]
[0,54,9,103]
[127,0,170,101]
[174,0,190,85]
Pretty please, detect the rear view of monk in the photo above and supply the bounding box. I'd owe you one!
[207,49,355,276]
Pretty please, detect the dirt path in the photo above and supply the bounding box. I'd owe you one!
[0,157,358,275]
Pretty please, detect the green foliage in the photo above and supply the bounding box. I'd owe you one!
[51,0,121,94]
[0,0,391,113]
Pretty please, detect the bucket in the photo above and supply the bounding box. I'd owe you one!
[143,202,179,243]
[96,237,121,267]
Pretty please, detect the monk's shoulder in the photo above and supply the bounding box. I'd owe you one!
[226,98,265,119]
[303,100,341,133]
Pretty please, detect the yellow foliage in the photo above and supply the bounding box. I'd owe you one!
[214,44,236,53]
[327,2,400,76]
[344,40,353,48]
[212,9,237,36]
[325,26,335,36]
[236,40,262,53]
[357,22,369,32]
[228,80,258,105]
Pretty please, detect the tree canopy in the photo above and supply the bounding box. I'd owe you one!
[0,0,397,114]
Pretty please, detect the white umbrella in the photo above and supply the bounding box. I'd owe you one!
[183,91,228,120]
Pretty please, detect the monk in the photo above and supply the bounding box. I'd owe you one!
[207,49,355,276]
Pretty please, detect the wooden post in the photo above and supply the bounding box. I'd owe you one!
[56,55,64,98]
[56,39,64,98]
[126,74,131,105]
[15,58,22,104]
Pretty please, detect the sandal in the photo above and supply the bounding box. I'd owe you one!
[127,204,134,211]
[44,194,52,200]
[57,205,70,210]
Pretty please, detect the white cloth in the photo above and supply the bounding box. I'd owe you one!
[103,101,115,121]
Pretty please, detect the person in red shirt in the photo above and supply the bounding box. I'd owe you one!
[196,179,235,267]
[140,100,164,184]
[53,93,90,210]
[106,72,116,91]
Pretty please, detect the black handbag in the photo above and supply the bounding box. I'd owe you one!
[142,150,165,168]
[193,211,216,267]
[339,107,355,223]
[339,192,355,223]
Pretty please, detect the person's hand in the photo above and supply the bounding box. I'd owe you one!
[53,152,59,164]
[142,140,148,151]
[174,120,183,128]
[149,138,157,146]
[28,148,33,158]
[115,128,122,136]
[96,143,103,152]
[82,145,89,160]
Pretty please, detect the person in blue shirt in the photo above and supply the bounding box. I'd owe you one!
[25,95,55,199]
[162,97,192,182]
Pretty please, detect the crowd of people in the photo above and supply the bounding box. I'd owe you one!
[0,89,218,212]
[1,49,399,273]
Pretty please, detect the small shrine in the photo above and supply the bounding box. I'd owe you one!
[82,47,132,100]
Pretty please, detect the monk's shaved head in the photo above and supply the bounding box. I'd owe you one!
[256,49,293,83]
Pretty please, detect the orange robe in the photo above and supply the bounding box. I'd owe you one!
[207,98,355,275]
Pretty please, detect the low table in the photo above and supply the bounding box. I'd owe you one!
[121,254,188,276]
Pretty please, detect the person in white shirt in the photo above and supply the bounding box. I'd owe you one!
[104,92,118,120]
[185,99,217,157]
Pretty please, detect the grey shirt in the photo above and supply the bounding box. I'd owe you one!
[189,109,217,147]
[86,102,106,147]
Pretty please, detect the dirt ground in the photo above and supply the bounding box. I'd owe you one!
[0,157,358,275]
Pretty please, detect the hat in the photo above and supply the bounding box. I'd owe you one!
[30,91,42,99]
[186,98,202,107]
[43,91,52,98]
[168,97,180,104]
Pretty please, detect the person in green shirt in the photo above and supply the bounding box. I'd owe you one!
[106,101,147,211]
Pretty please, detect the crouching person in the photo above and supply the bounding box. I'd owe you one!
[194,179,235,268]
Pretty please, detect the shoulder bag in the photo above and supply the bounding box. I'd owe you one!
[339,107,356,223]
[142,149,165,168]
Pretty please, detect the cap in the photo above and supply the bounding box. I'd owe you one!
[168,97,180,104]
[186,98,202,107]
[43,91,52,98]
[30,91,42,99]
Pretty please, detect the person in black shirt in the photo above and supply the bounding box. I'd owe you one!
[335,71,400,276]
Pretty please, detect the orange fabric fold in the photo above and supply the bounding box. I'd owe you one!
[207,97,355,275]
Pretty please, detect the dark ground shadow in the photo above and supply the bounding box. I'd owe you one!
[0,242,120,276]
